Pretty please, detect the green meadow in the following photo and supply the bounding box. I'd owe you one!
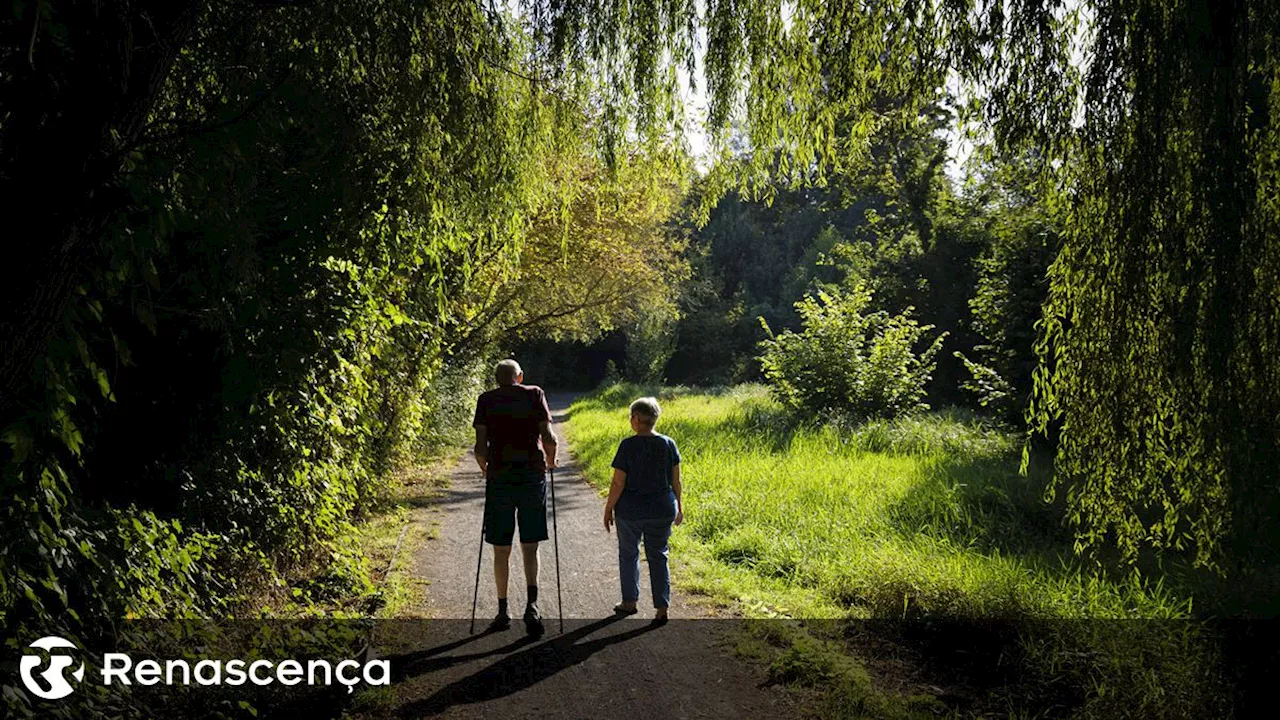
[568,384,1224,717]
[569,383,1185,620]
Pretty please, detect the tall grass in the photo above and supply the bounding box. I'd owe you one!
[571,384,1184,619]
[568,384,1228,717]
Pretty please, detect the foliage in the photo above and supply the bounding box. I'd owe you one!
[666,188,841,385]
[1019,1,1280,571]
[955,155,1061,421]
[453,147,690,353]
[759,287,947,420]
[536,0,1280,572]
[666,105,989,403]
[0,4,684,711]
[623,307,680,384]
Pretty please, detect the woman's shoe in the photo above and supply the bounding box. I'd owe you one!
[613,602,639,616]
[652,608,669,626]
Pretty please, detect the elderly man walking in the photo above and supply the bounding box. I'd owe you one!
[473,359,558,637]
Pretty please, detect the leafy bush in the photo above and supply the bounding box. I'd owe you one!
[758,286,946,420]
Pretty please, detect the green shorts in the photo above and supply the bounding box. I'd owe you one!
[484,470,548,545]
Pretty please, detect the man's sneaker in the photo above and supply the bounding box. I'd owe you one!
[488,612,511,632]
[523,605,545,638]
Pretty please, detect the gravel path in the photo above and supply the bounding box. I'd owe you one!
[370,392,797,719]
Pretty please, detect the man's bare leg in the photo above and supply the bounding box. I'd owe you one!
[493,544,512,598]
[490,545,512,629]
[520,541,540,586]
[520,541,545,637]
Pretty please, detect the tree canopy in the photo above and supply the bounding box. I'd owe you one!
[2,6,1278,710]
[530,0,1280,571]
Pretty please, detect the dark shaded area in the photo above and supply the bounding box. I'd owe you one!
[24,619,1280,719]
[0,0,198,417]
[666,190,847,387]
[511,332,627,390]
[393,616,660,716]
[811,618,1278,719]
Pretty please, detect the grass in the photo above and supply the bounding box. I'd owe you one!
[567,383,1226,717]
[261,457,455,619]
[335,459,455,619]
[570,383,1185,620]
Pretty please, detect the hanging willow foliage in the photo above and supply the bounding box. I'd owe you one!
[528,0,1279,570]
[1023,1,1280,571]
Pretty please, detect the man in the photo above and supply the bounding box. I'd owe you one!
[473,359,558,637]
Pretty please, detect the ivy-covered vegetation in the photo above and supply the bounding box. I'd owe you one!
[0,0,687,666]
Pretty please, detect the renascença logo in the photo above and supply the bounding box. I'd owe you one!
[16,636,391,701]
[20,636,85,700]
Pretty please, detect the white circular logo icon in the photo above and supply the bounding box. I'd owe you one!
[19,636,85,700]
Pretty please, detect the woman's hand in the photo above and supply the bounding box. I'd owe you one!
[604,468,625,533]
[674,508,684,526]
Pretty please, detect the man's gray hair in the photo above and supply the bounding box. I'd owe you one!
[629,396,661,426]
[495,359,522,385]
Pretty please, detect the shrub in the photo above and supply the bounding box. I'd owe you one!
[758,286,946,420]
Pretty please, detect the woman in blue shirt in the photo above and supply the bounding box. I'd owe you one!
[603,396,684,623]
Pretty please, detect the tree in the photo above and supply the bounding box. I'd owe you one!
[956,153,1061,422]
[450,146,690,354]
[667,105,986,396]
[535,0,1280,571]
[1,1,693,676]
[666,185,836,384]
[1021,0,1280,571]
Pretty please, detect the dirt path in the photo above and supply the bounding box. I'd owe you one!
[368,393,797,719]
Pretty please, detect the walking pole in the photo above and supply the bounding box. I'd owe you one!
[470,501,486,635]
[550,466,564,634]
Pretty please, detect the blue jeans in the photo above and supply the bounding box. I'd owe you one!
[616,515,674,608]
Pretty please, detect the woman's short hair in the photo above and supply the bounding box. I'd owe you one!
[629,397,661,426]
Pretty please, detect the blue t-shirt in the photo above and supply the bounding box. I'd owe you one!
[611,433,681,520]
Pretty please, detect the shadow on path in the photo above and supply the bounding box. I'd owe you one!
[389,630,540,679]
[396,616,662,717]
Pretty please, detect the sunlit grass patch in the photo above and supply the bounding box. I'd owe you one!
[263,460,452,619]
[569,383,1182,620]
[567,383,1214,717]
